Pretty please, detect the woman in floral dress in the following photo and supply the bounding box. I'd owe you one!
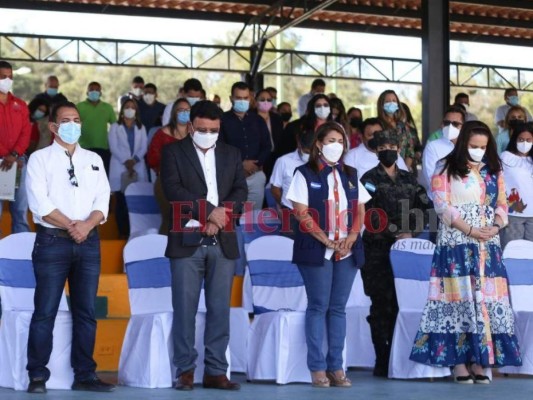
[410,120,521,384]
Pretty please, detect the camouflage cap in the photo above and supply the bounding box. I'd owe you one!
[373,129,399,147]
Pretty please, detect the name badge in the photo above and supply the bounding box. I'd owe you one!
[310,182,321,189]
[364,182,376,193]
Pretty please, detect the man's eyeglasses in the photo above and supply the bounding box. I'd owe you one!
[443,120,463,128]
[65,151,78,187]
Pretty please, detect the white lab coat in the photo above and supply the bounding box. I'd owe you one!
[108,122,148,192]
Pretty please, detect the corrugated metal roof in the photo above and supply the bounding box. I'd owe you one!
[13,0,533,44]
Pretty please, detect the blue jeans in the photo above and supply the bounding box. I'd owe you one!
[298,257,357,372]
[27,231,101,382]
[0,157,30,234]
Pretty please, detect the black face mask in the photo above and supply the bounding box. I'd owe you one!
[280,112,292,122]
[367,137,377,150]
[378,149,398,168]
[508,119,524,130]
[350,117,363,129]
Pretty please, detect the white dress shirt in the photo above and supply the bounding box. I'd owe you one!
[344,144,409,178]
[421,138,454,199]
[26,141,111,228]
[186,144,218,228]
[161,101,174,126]
[269,150,307,208]
[297,92,313,117]
[286,168,371,260]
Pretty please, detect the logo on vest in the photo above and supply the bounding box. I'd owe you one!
[348,181,356,190]
[364,182,376,193]
[310,182,322,189]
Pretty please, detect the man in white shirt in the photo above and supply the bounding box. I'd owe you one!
[344,117,409,177]
[25,102,114,394]
[495,88,533,134]
[297,78,325,117]
[162,78,203,126]
[453,92,478,122]
[270,131,313,237]
[270,131,313,209]
[422,106,466,198]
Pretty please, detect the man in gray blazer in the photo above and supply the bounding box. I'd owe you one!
[160,100,247,391]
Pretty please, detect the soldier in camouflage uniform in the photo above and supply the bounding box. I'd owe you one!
[359,129,432,377]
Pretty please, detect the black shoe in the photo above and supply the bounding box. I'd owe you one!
[72,377,116,392]
[27,379,47,394]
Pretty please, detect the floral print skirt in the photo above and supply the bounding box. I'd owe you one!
[409,207,522,367]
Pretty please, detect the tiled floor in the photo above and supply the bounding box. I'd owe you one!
[1,370,532,400]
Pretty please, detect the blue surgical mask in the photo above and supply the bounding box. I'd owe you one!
[33,110,46,120]
[87,91,101,102]
[57,122,82,144]
[186,97,200,106]
[46,88,58,97]
[177,110,190,124]
[383,102,399,115]
[508,95,519,106]
[233,99,250,113]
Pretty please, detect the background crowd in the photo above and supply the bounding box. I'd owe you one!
[1,62,532,386]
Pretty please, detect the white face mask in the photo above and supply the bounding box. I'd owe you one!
[315,106,330,120]
[131,87,143,97]
[143,93,155,105]
[517,141,533,155]
[124,108,136,119]
[468,148,485,163]
[442,125,460,141]
[321,142,344,163]
[0,77,13,94]
[192,131,218,149]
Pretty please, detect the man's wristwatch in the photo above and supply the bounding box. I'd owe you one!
[10,151,19,159]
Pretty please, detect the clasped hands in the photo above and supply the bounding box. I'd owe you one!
[204,207,230,237]
[469,226,499,241]
[67,220,94,244]
[325,234,359,258]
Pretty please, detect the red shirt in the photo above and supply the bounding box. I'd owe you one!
[0,93,31,157]
[146,129,178,174]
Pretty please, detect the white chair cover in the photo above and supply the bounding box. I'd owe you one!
[118,234,229,388]
[124,182,162,239]
[500,239,533,375]
[0,233,73,391]
[388,238,451,379]
[246,235,311,383]
[239,209,282,312]
[345,270,375,368]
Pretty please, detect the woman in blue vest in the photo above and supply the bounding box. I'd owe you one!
[286,122,370,388]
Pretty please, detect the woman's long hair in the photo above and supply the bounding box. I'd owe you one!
[441,120,501,179]
[506,122,533,162]
[301,94,331,134]
[308,121,351,175]
[376,89,407,127]
[118,99,143,129]
[167,98,190,132]
[504,105,527,130]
